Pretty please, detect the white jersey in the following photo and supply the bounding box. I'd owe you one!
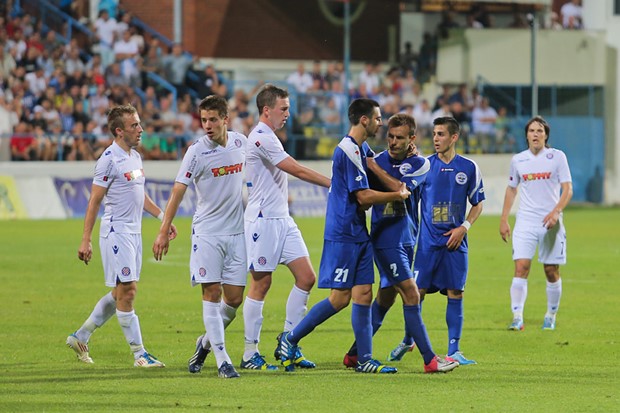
[94,141,145,235]
[508,147,572,224]
[175,131,247,236]
[244,121,291,220]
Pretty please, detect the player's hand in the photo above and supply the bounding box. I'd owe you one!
[542,210,560,229]
[152,232,170,261]
[168,223,178,240]
[78,240,92,265]
[398,183,411,200]
[443,227,466,251]
[499,220,511,242]
[406,143,418,157]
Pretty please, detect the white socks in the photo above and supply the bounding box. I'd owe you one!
[116,309,145,358]
[545,279,562,318]
[284,285,310,332]
[75,292,116,343]
[242,297,264,360]
[510,277,528,319]
[200,301,238,349]
[202,300,231,367]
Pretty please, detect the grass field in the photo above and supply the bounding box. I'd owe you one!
[1,207,619,412]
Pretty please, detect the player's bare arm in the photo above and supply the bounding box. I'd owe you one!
[355,183,410,209]
[500,186,518,242]
[276,156,331,188]
[445,202,483,250]
[78,184,107,265]
[542,181,573,229]
[152,182,186,260]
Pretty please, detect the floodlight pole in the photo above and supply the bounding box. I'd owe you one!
[343,0,351,135]
[529,11,538,117]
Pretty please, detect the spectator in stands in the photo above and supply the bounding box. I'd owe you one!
[0,95,19,139]
[24,65,47,97]
[310,60,326,91]
[7,28,27,61]
[18,46,39,73]
[358,62,381,96]
[417,32,437,83]
[431,101,452,122]
[433,84,452,111]
[113,29,140,88]
[33,123,57,161]
[140,45,162,89]
[40,98,60,130]
[546,12,563,30]
[94,9,117,68]
[471,97,498,152]
[324,61,340,89]
[287,62,313,93]
[560,0,582,29]
[508,12,528,29]
[105,62,129,88]
[10,121,38,161]
[161,42,192,97]
[412,99,433,132]
[197,64,226,97]
[42,30,63,56]
[65,47,86,77]
[400,70,421,107]
[0,46,17,79]
[138,122,163,160]
[399,41,418,76]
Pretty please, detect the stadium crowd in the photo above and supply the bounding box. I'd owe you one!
[1,1,581,161]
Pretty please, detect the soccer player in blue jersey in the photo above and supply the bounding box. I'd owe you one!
[388,116,485,365]
[342,113,459,373]
[278,98,410,374]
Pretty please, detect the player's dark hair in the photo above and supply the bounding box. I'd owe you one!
[524,116,551,147]
[348,98,380,125]
[433,116,460,136]
[107,104,137,137]
[198,95,228,118]
[388,113,416,136]
[256,84,289,115]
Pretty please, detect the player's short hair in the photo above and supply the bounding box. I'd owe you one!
[348,98,380,125]
[388,113,416,136]
[256,84,289,115]
[433,116,460,137]
[107,105,137,137]
[198,95,228,118]
[524,115,551,147]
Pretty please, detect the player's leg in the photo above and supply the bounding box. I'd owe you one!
[509,223,538,330]
[540,223,566,330]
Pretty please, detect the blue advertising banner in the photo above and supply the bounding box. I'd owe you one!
[288,179,328,217]
[53,177,198,218]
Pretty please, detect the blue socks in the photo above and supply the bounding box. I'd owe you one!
[403,304,434,365]
[288,298,337,344]
[446,297,463,355]
[351,303,372,363]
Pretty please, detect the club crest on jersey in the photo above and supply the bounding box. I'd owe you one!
[399,163,412,175]
[199,267,206,277]
[211,162,243,177]
[258,256,267,266]
[455,172,468,185]
[546,153,554,159]
[235,139,242,147]
[121,267,131,276]
[123,168,144,181]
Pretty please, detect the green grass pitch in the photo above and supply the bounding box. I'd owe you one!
[1,207,619,412]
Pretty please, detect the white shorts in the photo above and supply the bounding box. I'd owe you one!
[512,219,567,265]
[100,232,142,287]
[244,216,309,272]
[190,233,247,287]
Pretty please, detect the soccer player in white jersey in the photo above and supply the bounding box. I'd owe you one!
[152,96,247,378]
[500,116,573,331]
[67,104,177,368]
[241,84,331,371]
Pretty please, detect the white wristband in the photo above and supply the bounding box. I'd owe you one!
[461,220,471,231]
[157,211,164,221]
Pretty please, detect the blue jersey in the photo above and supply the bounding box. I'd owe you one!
[370,151,430,249]
[418,153,485,252]
[324,136,374,243]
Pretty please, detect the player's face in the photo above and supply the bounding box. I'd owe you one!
[432,124,456,155]
[526,121,547,154]
[200,109,228,145]
[118,113,143,149]
[363,107,383,138]
[265,97,290,130]
[386,125,414,160]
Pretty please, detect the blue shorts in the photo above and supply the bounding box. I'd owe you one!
[414,248,468,294]
[374,245,415,289]
[318,240,374,289]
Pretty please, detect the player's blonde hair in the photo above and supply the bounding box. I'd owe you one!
[107,105,138,137]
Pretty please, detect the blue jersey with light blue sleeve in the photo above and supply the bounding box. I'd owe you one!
[324,136,374,243]
[370,151,430,249]
[418,154,485,252]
